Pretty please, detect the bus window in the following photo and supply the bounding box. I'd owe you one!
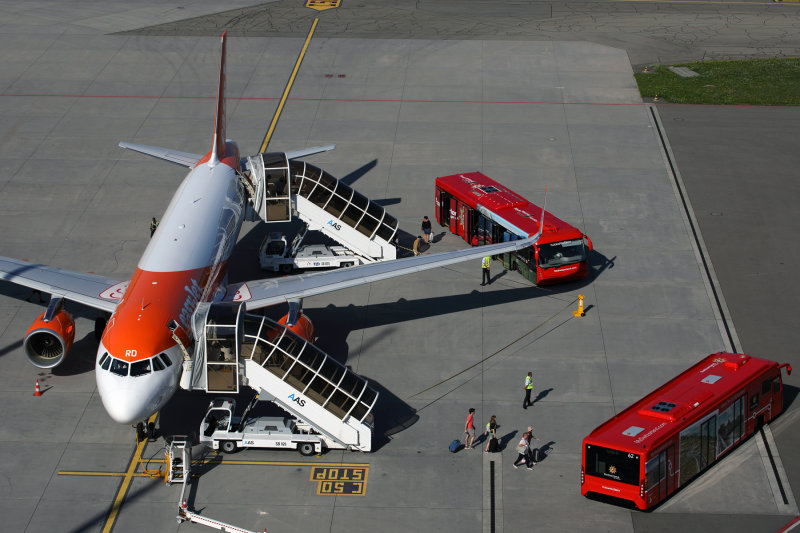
[538,239,585,268]
[762,378,772,395]
[773,377,782,394]
[584,444,640,485]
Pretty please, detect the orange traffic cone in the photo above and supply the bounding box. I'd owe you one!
[33,379,42,396]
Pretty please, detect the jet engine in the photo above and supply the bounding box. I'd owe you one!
[24,303,75,369]
[278,312,315,343]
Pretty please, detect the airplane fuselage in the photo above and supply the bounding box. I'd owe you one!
[96,145,245,424]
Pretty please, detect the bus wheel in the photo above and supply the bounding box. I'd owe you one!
[298,442,316,456]
[220,441,237,454]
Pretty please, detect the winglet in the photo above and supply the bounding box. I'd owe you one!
[210,31,228,167]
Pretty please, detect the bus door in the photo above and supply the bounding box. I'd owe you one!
[644,447,672,507]
[449,198,458,234]
[457,202,468,239]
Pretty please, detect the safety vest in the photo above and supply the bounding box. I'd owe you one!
[482,256,491,269]
[525,375,533,390]
[150,220,159,231]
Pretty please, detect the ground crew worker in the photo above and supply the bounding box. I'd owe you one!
[523,371,533,409]
[481,255,491,285]
[150,217,159,238]
[413,235,423,256]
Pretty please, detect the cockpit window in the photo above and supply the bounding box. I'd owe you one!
[109,358,129,376]
[130,359,151,377]
[99,352,111,370]
[159,353,173,367]
[152,355,165,371]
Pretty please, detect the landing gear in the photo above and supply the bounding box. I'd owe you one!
[135,421,157,443]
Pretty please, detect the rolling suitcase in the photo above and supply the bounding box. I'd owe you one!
[449,439,462,453]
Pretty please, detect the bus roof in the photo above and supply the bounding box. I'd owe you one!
[584,352,779,452]
[435,172,584,243]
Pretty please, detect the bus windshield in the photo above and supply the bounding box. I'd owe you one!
[538,239,585,268]
[585,444,640,485]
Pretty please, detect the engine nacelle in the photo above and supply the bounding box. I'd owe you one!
[24,309,75,368]
[278,312,315,343]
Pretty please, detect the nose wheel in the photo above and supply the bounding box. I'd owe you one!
[135,421,157,443]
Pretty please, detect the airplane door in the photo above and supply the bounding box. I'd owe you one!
[457,203,467,238]
[449,198,457,234]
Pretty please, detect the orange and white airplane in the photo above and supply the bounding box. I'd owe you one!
[0,33,542,429]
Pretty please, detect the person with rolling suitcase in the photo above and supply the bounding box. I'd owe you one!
[484,415,498,453]
[526,425,541,465]
[512,432,533,470]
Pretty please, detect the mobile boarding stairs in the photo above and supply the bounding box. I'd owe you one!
[243,152,398,264]
[178,301,378,453]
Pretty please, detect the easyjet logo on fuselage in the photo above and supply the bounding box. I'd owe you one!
[179,278,203,331]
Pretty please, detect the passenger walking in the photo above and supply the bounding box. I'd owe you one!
[513,432,533,469]
[421,216,432,243]
[481,256,491,286]
[150,217,159,238]
[464,408,476,449]
[484,415,498,453]
[523,371,534,409]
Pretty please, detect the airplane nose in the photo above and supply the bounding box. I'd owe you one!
[96,374,153,424]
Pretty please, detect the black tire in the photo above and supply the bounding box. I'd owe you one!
[220,440,237,454]
[280,264,293,274]
[136,422,146,443]
[341,262,353,268]
[298,442,316,456]
[94,317,107,342]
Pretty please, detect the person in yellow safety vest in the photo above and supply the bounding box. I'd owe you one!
[523,371,533,409]
[150,217,159,238]
[481,256,491,286]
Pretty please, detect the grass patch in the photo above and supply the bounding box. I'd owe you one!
[634,58,800,105]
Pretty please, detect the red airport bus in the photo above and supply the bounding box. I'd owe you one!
[581,352,792,510]
[434,172,592,285]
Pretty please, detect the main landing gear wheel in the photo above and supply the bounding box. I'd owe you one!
[221,440,237,453]
[136,422,146,443]
[298,442,316,456]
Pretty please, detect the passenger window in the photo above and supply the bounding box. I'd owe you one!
[152,356,165,371]
[130,360,152,377]
[159,353,173,367]
[109,358,129,376]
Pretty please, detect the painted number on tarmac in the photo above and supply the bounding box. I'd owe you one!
[310,466,369,496]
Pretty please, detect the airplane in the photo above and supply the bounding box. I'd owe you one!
[0,32,542,434]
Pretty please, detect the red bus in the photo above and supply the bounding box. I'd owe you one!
[581,352,792,510]
[434,172,592,285]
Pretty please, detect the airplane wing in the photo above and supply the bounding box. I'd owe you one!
[226,234,541,310]
[118,142,202,168]
[0,256,125,313]
[285,145,335,160]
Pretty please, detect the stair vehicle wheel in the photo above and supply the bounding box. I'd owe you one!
[220,440,237,454]
[298,442,316,456]
[280,264,293,274]
[341,262,353,268]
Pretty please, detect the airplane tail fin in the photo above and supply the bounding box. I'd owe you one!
[210,31,228,166]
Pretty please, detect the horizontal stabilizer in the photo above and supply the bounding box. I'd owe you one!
[119,142,202,168]
[285,145,335,160]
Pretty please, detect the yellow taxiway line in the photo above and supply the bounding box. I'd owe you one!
[259,18,319,154]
